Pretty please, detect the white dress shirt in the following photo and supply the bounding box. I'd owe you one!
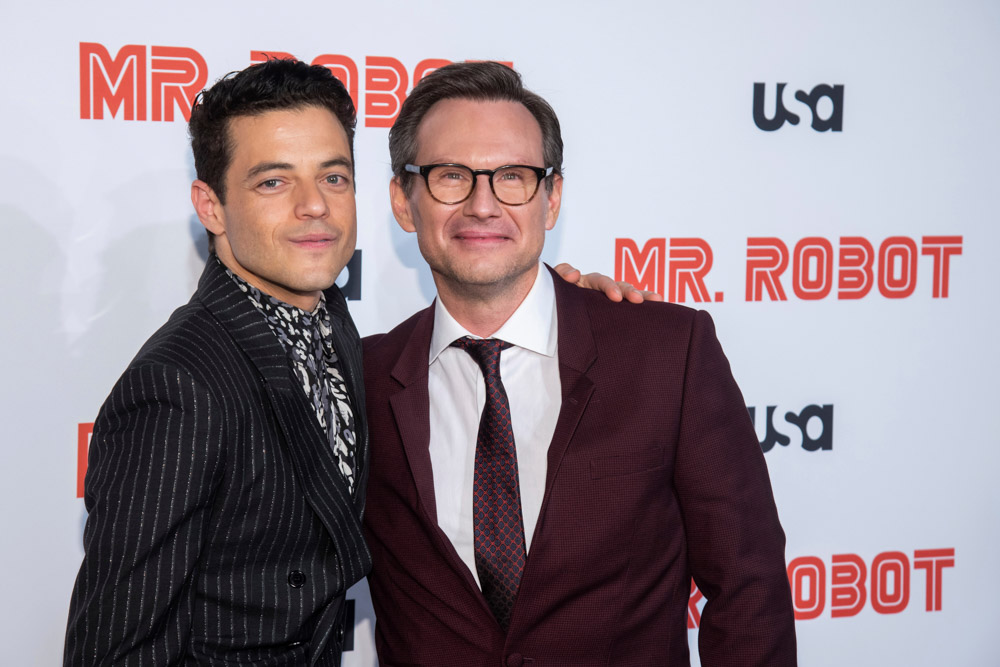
[428,264,561,587]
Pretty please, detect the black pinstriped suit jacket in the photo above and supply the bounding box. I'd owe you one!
[65,256,371,666]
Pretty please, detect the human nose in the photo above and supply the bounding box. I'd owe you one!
[295,181,330,218]
[462,173,502,219]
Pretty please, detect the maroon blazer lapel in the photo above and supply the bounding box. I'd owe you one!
[383,304,499,613]
[513,268,600,629]
[542,265,598,495]
[387,305,439,522]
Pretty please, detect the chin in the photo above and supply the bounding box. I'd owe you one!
[292,271,339,293]
[449,261,536,290]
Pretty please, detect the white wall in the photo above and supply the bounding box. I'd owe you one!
[1,1,997,664]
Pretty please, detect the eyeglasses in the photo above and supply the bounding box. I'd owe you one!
[404,163,554,206]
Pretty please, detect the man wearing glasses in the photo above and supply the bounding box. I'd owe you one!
[362,61,797,666]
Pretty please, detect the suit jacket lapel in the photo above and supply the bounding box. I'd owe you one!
[324,285,369,515]
[387,305,439,522]
[386,304,498,607]
[195,258,371,591]
[543,266,597,499]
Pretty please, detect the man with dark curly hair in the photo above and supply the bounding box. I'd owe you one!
[65,58,368,666]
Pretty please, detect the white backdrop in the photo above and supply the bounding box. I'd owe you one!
[1,1,997,664]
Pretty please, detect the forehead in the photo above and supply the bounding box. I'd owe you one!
[415,98,544,165]
[226,105,350,166]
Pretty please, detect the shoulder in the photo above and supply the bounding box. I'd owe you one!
[559,279,709,345]
[119,296,265,409]
[131,299,228,370]
[363,306,430,359]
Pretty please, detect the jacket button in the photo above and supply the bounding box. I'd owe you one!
[505,653,524,667]
[336,623,345,643]
[288,570,306,588]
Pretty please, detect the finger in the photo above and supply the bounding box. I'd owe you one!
[591,274,624,301]
[553,263,582,283]
[618,283,664,303]
[640,289,664,302]
[622,285,646,304]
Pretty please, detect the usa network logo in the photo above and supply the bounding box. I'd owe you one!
[753,82,844,132]
[80,42,508,127]
[748,403,832,453]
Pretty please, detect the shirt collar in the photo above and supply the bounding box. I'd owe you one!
[429,262,557,365]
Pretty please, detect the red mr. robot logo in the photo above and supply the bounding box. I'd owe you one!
[80,42,509,128]
[77,422,94,498]
[745,235,962,301]
[688,548,955,628]
[614,238,720,303]
[615,235,962,302]
[80,43,208,121]
[246,51,508,128]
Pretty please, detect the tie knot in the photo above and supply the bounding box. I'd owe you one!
[451,337,509,378]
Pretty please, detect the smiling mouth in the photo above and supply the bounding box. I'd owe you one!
[454,231,510,242]
[292,234,337,248]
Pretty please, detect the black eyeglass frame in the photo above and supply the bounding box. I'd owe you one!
[403,163,555,206]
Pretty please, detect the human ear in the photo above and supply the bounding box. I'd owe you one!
[389,177,417,233]
[191,180,225,235]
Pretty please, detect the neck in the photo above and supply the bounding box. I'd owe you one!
[434,264,540,338]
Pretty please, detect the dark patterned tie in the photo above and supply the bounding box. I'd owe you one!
[451,336,527,630]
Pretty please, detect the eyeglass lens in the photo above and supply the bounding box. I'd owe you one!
[426,165,540,205]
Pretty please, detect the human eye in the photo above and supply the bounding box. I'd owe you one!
[325,172,352,187]
[256,177,284,191]
[497,168,527,182]
[439,168,469,182]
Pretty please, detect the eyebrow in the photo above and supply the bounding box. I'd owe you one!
[244,156,353,181]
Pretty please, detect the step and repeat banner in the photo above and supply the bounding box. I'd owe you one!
[1,1,997,664]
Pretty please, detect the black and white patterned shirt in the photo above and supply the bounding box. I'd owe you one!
[221,258,357,494]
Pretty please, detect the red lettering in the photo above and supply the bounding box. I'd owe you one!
[921,236,962,298]
[615,238,665,297]
[312,55,360,112]
[414,58,452,84]
[792,237,833,300]
[871,551,910,614]
[80,42,146,120]
[877,237,918,299]
[77,423,94,499]
[746,237,788,301]
[913,548,955,611]
[830,553,867,617]
[668,238,713,303]
[788,556,825,620]
[150,46,207,122]
[838,236,874,299]
[687,579,704,629]
[365,56,408,128]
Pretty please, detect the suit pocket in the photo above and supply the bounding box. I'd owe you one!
[589,445,664,480]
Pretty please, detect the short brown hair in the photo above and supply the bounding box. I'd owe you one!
[389,61,563,195]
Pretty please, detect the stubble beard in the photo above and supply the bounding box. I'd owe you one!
[430,252,540,305]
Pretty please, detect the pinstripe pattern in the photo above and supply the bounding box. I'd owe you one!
[65,257,370,666]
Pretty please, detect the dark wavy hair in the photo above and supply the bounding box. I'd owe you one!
[389,61,563,195]
[189,58,356,204]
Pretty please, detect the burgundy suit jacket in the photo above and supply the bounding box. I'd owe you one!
[362,267,796,666]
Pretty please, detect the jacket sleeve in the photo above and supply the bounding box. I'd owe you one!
[64,363,225,666]
[673,310,797,666]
